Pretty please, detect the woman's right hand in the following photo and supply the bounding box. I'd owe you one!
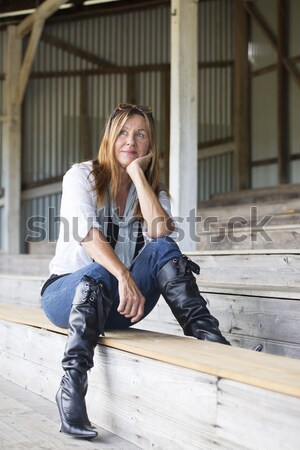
[117,271,145,323]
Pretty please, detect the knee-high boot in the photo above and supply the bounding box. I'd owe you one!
[156,255,230,345]
[56,275,112,439]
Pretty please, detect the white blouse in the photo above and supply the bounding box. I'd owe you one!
[49,161,173,275]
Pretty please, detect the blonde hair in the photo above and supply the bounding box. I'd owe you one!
[92,104,167,218]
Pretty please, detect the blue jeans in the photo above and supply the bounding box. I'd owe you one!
[41,237,181,329]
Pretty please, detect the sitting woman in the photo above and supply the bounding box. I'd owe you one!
[41,103,229,440]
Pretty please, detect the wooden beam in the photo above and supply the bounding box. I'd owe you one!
[41,32,116,68]
[282,57,300,90]
[2,26,22,253]
[234,0,250,190]
[15,17,45,105]
[17,0,68,38]
[277,0,288,184]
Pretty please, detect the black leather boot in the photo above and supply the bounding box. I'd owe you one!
[56,275,112,439]
[156,255,230,345]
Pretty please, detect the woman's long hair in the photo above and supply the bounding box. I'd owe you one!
[92,104,167,218]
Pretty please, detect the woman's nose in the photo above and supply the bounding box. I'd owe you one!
[126,134,135,145]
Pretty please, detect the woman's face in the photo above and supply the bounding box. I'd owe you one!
[114,114,150,169]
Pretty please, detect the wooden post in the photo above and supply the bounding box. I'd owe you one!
[1,0,69,253]
[169,0,198,251]
[234,0,250,191]
[2,26,22,253]
[277,0,288,184]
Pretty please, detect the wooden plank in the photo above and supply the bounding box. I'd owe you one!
[216,378,300,450]
[1,321,300,450]
[1,307,300,398]
[203,292,300,344]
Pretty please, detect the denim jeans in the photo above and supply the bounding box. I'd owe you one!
[41,236,181,330]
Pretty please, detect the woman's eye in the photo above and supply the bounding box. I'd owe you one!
[120,129,127,136]
[137,132,145,138]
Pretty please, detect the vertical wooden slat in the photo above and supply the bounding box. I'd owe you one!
[277,0,288,184]
[234,0,250,190]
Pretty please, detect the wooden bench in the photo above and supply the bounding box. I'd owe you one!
[1,251,300,358]
[0,304,300,450]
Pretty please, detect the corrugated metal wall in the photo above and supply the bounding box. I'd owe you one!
[289,0,300,183]
[198,0,234,201]
[250,0,278,188]
[250,0,300,188]
[21,4,171,250]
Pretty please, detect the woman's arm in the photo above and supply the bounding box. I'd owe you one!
[126,155,175,238]
[82,227,145,323]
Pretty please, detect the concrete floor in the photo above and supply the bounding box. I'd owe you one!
[0,376,140,450]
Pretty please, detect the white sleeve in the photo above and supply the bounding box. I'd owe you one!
[59,165,102,242]
[158,190,173,218]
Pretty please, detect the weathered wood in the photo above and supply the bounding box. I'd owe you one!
[15,17,45,105]
[169,0,198,251]
[234,0,250,190]
[1,307,300,397]
[17,0,68,38]
[2,26,22,253]
[1,319,300,449]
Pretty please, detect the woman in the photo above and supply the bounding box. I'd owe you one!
[41,103,229,440]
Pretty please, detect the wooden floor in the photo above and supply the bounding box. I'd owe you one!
[0,376,140,450]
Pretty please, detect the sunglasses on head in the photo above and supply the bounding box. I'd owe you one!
[113,103,153,115]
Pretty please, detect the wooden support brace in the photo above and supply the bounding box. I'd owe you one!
[17,0,68,38]
[15,17,45,105]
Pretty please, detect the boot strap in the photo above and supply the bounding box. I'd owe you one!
[184,256,200,275]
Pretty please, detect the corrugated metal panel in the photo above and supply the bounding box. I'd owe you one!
[290,160,300,184]
[21,193,61,252]
[249,5,277,71]
[252,164,278,188]
[198,66,232,143]
[198,152,233,202]
[197,0,233,202]
[251,71,277,161]
[24,5,170,185]
[289,74,300,157]
[21,5,171,248]
[199,0,233,62]
[198,0,233,144]
[290,0,300,56]
[289,0,300,157]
